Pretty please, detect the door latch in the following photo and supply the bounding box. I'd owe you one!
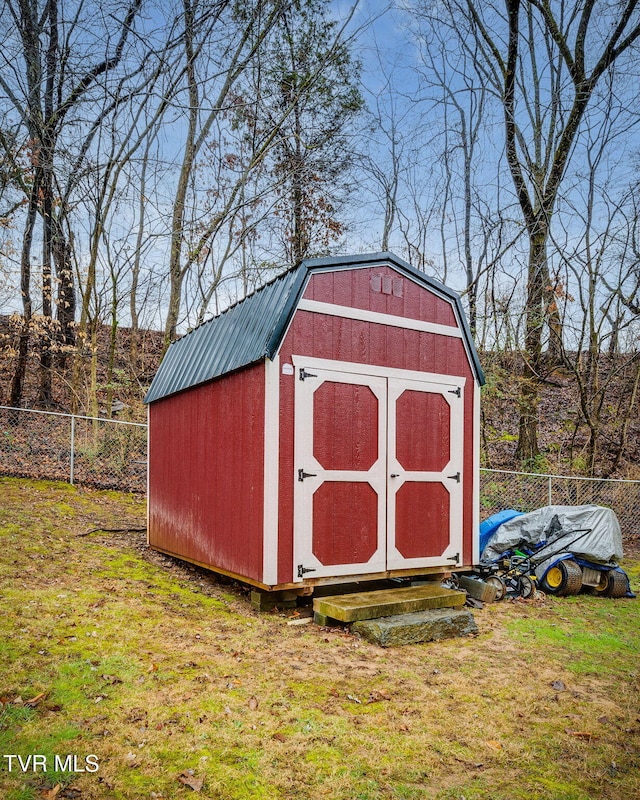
[447,471,461,483]
[298,468,317,481]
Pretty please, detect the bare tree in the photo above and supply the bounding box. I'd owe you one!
[355,49,414,257]
[163,0,365,343]
[0,0,145,407]
[411,0,640,465]
[163,0,287,347]
[551,167,639,474]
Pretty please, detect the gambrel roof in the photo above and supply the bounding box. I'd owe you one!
[144,252,485,404]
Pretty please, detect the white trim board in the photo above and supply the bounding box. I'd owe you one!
[297,298,463,339]
[472,384,481,566]
[291,355,467,389]
[262,356,280,585]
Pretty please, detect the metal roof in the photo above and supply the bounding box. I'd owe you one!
[144,252,485,404]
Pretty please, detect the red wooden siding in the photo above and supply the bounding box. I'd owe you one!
[304,265,457,326]
[395,482,451,559]
[395,390,450,472]
[277,266,475,583]
[148,364,265,582]
[312,482,378,566]
[313,382,378,470]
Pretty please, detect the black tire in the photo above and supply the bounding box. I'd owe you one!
[518,575,535,599]
[604,569,630,598]
[485,575,507,601]
[539,560,583,596]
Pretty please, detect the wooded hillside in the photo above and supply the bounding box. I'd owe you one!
[1,317,638,479]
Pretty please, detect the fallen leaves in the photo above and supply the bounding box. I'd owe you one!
[125,708,147,723]
[177,770,204,792]
[25,691,48,708]
[2,691,50,709]
[367,689,391,704]
[100,674,123,685]
[343,689,391,705]
[565,729,599,741]
[125,752,141,768]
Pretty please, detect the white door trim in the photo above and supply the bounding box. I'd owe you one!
[386,377,464,570]
[293,365,388,581]
[292,355,466,390]
[262,356,280,586]
[472,385,481,565]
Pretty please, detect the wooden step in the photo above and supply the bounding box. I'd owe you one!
[313,584,465,624]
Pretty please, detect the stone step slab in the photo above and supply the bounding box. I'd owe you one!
[351,607,478,647]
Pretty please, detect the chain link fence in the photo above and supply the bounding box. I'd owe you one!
[1,407,639,543]
[0,406,146,492]
[480,468,640,542]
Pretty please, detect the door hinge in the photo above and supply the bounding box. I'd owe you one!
[298,564,317,578]
[447,471,461,483]
[447,552,460,564]
[298,468,317,482]
[448,386,461,398]
[299,368,318,381]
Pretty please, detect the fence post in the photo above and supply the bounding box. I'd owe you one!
[70,415,75,485]
[548,475,552,506]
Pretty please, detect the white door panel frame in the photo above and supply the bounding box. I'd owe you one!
[293,365,387,580]
[292,356,466,581]
[386,376,464,570]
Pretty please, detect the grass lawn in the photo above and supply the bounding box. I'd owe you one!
[0,477,638,799]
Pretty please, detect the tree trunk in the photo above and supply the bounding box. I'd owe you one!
[9,171,41,411]
[163,0,198,351]
[53,216,76,369]
[515,229,547,464]
[544,269,563,364]
[39,160,54,406]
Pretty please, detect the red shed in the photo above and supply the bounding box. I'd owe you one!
[145,253,484,592]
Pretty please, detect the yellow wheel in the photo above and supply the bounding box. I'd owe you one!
[544,566,564,590]
[539,560,583,596]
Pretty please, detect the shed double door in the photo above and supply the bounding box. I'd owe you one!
[293,360,464,581]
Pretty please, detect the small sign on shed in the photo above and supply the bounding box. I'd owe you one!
[144,252,484,591]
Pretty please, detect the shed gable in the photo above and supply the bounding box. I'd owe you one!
[303,266,457,327]
[145,253,484,406]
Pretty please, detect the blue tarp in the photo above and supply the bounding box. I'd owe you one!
[479,509,524,557]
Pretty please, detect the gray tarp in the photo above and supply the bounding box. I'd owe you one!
[481,505,623,578]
